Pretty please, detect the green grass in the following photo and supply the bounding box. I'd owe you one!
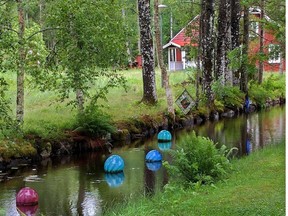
[1,69,193,138]
[103,141,285,216]
[1,69,285,139]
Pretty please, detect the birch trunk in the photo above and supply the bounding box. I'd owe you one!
[240,6,249,93]
[154,0,175,122]
[138,0,157,104]
[16,0,25,124]
[230,0,241,86]
[201,0,215,106]
[76,89,84,112]
[258,1,264,84]
[216,0,229,85]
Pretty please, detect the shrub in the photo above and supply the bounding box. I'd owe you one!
[249,81,268,107]
[0,139,37,160]
[212,81,245,109]
[261,74,285,99]
[165,131,233,187]
[74,105,116,137]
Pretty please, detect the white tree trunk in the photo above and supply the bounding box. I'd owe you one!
[16,0,25,124]
[154,0,175,122]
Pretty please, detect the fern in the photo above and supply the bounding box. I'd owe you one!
[165,131,233,187]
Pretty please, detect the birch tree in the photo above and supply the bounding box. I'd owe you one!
[240,6,249,93]
[201,0,215,106]
[230,0,241,86]
[16,0,25,123]
[258,0,264,84]
[216,0,231,85]
[154,0,175,122]
[44,0,127,111]
[138,0,157,104]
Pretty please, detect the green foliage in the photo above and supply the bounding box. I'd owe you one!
[74,104,116,137]
[249,74,285,107]
[0,77,20,138]
[39,0,129,108]
[0,139,37,160]
[165,131,233,186]
[261,74,285,98]
[212,81,245,108]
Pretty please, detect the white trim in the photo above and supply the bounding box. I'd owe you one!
[163,42,181,49]
[163,15,200,49]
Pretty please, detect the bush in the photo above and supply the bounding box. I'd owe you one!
[249,81,268,107]
[261,74,285,99]
[165,131,233,187]
[212,81,245,109]
[0,139,37,160]
[74,105,116,137]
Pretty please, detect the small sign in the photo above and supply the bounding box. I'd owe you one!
[175,90,195,115]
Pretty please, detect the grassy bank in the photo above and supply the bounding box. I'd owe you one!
[2,69,284,139]
[104,141,285,216]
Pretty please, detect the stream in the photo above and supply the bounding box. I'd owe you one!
[0,105,285,216]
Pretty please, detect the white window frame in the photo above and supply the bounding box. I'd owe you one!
[268,44,281,64]
[250,21,259,35]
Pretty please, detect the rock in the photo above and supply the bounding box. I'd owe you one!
[221,110,235,118]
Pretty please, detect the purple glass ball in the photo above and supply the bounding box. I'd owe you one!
[16,187,39,206]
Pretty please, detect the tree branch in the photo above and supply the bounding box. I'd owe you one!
[26,27,63,41]
[0,25,19,35]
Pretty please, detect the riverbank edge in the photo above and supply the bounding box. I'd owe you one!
[0,97,285,177]
[103,140,285,216]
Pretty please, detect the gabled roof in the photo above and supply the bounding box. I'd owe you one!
[163,15,199,49]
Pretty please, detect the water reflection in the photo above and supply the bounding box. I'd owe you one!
[157,141,172,151]
[146,162,162,172]
[185,106,285,157]
[0,106,285,215]
[105,172,125,188]
[16,205,38,216]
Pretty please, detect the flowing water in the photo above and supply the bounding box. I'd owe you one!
[0,106,285,216]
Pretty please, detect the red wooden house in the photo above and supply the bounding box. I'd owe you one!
[163,8,285,72]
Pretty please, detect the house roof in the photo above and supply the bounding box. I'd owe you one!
[163,15,199,49]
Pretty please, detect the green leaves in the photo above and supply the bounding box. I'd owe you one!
[74,104,116,137]
[165,131,233,187]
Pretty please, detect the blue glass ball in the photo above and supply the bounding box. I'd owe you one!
[158,141,172,151]
[146,161,162,171]
[104,155,125,173]
[145,150,162,162]
[157,130,172,141]
[105,172,125,188]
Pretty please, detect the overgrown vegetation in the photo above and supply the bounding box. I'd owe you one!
[212,81,245,109]
[165,131,233,187]
[249,74,285,107]
[0,139,37,160]
[73,105,116,137]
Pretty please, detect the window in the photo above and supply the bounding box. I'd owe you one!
[268,44,281,64]
[249,21,259,38]
[170,48,175,61]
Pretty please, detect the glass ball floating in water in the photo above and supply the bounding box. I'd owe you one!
[104,155,125,173]
[145,150,162,162]
[16,187,39,206]
[157,130,172,142]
